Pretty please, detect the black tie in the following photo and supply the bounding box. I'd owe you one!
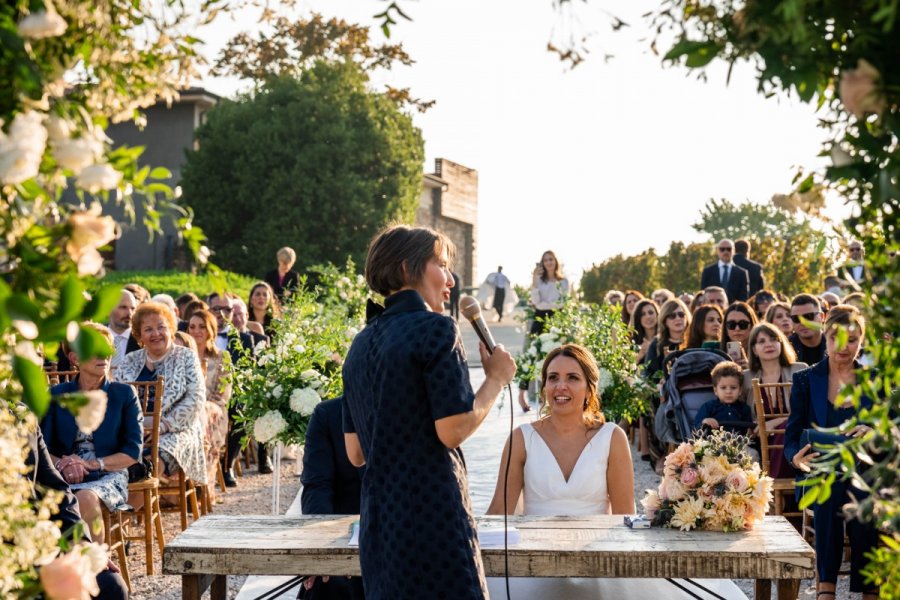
[722,264,730,285]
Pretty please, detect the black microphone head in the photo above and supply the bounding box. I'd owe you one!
[459,295,483,321]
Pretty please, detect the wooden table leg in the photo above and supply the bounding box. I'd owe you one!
[776,579,800,600]
[755,579,772,600]
[183,574,223,600]
[212,575,228,600]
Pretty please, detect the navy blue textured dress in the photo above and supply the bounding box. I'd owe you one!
[342,290,486,599]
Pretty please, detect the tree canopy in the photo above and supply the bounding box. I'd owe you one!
[180,60,424,277]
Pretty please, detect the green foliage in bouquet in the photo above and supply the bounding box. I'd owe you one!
[516,294,654,423]
[233,265,367,447]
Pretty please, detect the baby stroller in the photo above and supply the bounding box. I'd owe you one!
[654,348,731,445]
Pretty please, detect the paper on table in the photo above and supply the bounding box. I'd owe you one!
[348,522,520,548]
[478,525,520,548]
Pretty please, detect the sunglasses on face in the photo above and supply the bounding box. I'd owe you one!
[726,320,751,331]
[718,247,733,252]
[211,306,233,314]
[790,312,820,324]
[667,311,686,320]
[756,295,773,303]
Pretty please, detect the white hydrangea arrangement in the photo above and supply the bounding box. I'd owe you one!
[233,275,367,447]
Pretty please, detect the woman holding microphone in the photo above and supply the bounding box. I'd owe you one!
[342,225,516,599]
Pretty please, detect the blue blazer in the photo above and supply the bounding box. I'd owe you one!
[784,358,874,468]
[44,378,143,461]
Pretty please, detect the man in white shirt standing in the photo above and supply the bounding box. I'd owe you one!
[485,266,511,322]
[108,289,137,370]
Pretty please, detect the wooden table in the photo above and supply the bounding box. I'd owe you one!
[163,514,814,600]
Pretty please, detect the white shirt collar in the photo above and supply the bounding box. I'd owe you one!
[717,260,732,268]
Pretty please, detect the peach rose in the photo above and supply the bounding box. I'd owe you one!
[40,551,99,600]
[680,467,699,487]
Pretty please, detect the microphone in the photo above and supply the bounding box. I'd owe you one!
[459,295,496,354]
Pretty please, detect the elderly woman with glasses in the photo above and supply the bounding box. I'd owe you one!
[720,302,757,369]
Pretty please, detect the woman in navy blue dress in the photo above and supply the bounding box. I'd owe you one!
[784,305,879,600]
[342,225,516,599]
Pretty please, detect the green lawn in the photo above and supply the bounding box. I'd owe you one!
[94,269,259,300]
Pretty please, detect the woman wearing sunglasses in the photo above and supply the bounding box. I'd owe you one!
[642,298,691,382]
[720,302,757,369]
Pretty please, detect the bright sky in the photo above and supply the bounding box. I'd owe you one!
[196,0,842,287]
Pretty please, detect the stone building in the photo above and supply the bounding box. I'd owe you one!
[417,159,478,288]
[104,90,478,278]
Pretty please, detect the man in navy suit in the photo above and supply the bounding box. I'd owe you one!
[300,397,364,599]
[733,239,766,297]
[699,239,750,302]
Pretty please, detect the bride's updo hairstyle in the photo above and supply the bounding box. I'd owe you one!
[539,343,605,426]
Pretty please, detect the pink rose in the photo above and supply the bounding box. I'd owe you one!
[40,552,99,600]
[840,59,886,118]
[680,468,699,487]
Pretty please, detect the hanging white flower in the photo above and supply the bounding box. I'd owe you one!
[289,387,320,416]
[598,368,614,392]
[0,111,47,184]
[253,410,287,443]
[75,391,107,434]
[76,163,122,193]
[18,9,67,39]
[53,134,104,174]
[271,384,283,399]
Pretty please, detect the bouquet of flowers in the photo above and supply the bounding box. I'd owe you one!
[233,274,366,447]
[641,429,774,532]
[515,294,654,422]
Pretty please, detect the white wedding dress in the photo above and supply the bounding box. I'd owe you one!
[486,422,747,600]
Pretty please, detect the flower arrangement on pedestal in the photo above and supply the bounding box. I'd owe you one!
[641,430,774,532]
[515,294,654,422]
[233,270,367,447]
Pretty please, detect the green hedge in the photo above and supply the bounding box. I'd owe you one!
[94,270,258,301]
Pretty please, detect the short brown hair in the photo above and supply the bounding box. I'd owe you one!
[181,299,208,321]
[711,361,743,385]
[824,304,865,337]
[131,301,177,343]
[540,343,605,427]
[364,224,455,297]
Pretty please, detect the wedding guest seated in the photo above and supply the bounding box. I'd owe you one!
[486,344,742,598]
[299,396,365,599]
[629,299,658,363]
[787,294,827,365]
[188,309,232,500]
[621,289,644,326]
[749,288,776,319]
[688,290,706,313]
[642,298,690,381]
[651,288,674,306]
[784,305,879,600]
[702,285,728,310]
[248,281,281,339]
[177,298,208,332]
[44,322,142,544]
[175,292,200,328]
[742,323,807,479]
[764,301,794,337]
[27,424,128,600]
[603,289,624,306]
[721,302,757,369]
[151,293,178,321]
[123,282,150,305]
[231,297,268,347]
[114,301,208,495]
[685,304,723,349]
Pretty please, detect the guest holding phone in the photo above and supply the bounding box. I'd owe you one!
[721,302,757,369]
[784,305,879,600]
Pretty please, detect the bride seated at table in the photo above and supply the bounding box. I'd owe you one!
[486,343,746,600]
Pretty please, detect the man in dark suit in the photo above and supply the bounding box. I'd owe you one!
[733,239,766,297]
[26,423,128,600]
[208,292,270,483]
[838,239,871,287]
[300,397,364,599]
[699,239,750,302]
